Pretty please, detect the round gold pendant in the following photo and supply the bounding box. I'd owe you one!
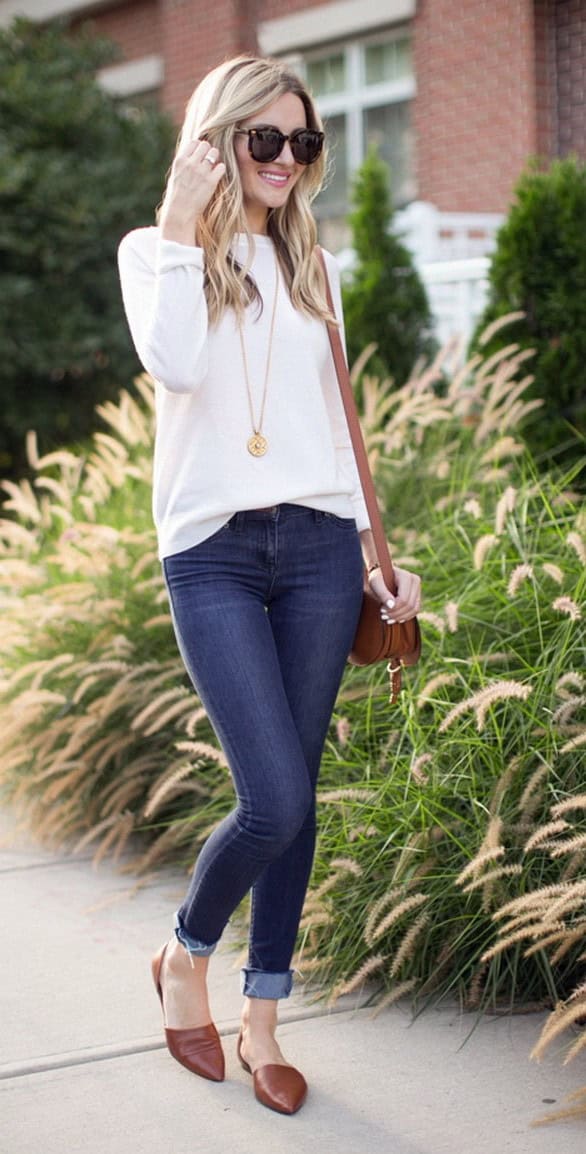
[247,433,268,457]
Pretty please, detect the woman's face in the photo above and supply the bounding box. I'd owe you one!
[234,92,307,234]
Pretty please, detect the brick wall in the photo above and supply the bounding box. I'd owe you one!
[534,0,557,158]
[556,0,586,157]
[160,0,257,118]
[73,0,160,62]
[413,0,539,213]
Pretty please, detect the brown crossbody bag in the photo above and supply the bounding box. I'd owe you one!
[317,247,422,702]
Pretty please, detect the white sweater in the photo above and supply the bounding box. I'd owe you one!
[117,227,369,559]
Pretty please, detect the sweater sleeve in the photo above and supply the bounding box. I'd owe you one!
[117,227,209,394]
[321,250,370,532]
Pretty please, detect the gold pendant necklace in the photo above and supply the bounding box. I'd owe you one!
[237,249,280,457]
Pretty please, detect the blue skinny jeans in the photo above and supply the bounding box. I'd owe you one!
[162,504,364,1000]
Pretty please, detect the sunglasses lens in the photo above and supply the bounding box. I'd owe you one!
[250,129,284,162]
[290,130,324,165]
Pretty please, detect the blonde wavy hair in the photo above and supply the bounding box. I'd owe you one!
[157,55,333,326]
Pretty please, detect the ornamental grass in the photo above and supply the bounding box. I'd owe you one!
[0,323,584,1116]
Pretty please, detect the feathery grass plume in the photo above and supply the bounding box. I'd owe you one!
[416,672,458,707]
[144,763,204,819]
[532,1086,586,1128]
[363,886,405,947]
[489,755,523,815]
[541,562,564,585]
[477,310,526,347]
[531,998,586,1062]
[559,731,586,753]
[461,864,523,894]
[466,962,489,1009]
[439,679,532,733]
[492,882,574,922]
[174,740,228,766]
[551,795,586,818]
[457,845,506,885]
[516,766,549,821]
[566,531,586,566]
[480,436,524,463]
[130,687,189,731]
[389,911,431,977]
[371,894,428,943]
[480,923,546,962]
[552,695,586,725]
[551,596,582,621]
[561,1032,586,1069]
[142,696,195,735]
[410,753,432,785]
[299,910,333,932]
[467,650,514,665]
[143,614,173,630]
[555,671,584,696]
[495,486,517,536]
[523,820,571,853]
[444,601,459,633]
[463,498,482,519]
[506,563,533,598]
[329,954,386,1003]
[330,857,363,876]
[417,611,445,635]
[475,681,532,731]
[310,870,349,901]
[317,788,378,804]
[370,977,419,1018]
[335,716,351,745]
[548,923,586,966]
[473,533,498,570]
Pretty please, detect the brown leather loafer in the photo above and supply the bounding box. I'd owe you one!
[237,1031,307,1115]
[151,941,225,1082]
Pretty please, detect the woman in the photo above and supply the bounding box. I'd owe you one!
[118,54,421,1116]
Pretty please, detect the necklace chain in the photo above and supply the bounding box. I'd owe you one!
[237,250,280,457]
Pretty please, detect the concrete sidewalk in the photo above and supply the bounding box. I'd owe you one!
[0,808,583,1154]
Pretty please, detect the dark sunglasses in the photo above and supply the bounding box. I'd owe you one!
[235,125,324,165]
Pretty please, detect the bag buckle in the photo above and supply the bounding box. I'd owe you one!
[386,659,403,704]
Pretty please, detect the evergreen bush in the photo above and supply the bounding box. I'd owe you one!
[471,156,586,461]
[341,146,436,385]
[0,17,174,474]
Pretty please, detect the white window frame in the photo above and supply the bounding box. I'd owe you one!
[301,28,416,190]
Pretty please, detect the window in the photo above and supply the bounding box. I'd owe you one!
[301,32,416,251]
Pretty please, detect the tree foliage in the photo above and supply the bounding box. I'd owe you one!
[342,146,436,384]
[0,18,174,472]
[471,157,586,458]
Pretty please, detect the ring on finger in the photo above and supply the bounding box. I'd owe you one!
[204,152,216,165]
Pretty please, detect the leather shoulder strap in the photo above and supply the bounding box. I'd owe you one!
[316,246,396,594]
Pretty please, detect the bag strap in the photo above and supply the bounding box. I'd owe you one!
[316,246,396,595]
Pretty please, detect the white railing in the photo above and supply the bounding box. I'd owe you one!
[396,201,502,350]
[338,201,502,353]
[419,256,491,351]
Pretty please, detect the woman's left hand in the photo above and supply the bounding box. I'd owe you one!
[368,564,421,625]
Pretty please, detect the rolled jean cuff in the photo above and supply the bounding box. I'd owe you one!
[240,967,294,1000]
[173,910,217,957]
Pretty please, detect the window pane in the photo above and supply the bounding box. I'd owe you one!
[364,38,412,85]
[315,114,348,217]
[306,53,346,97]
[363,102,415,206]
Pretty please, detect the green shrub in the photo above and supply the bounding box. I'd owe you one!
[341,146,436,385]
[0,17,174,474]
[471,157,586,462]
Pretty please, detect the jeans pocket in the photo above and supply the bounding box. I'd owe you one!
[324,512,357,529]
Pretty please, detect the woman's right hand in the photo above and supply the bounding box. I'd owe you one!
[159,140,226,244]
